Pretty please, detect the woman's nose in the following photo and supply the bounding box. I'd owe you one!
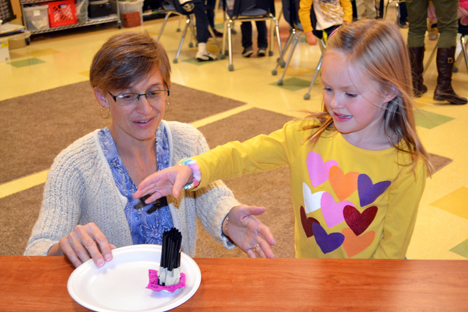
[135,96,153,114]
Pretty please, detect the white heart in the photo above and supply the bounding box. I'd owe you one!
[303,183,324,214]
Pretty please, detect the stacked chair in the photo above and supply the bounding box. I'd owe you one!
[271,0,325,100]
[220,0,282,71]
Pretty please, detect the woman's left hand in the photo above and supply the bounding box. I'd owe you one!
[224,205,275,258]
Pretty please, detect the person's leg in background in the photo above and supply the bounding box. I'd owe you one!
[407,0,429,97]
[356,0,367,19]
[432,0,467,104]
[255,21,268,57]
[241,22,254,57]
[205,0,223,37]
[364,0,376,18]
[399,0,408,27]
[192,0,218,61]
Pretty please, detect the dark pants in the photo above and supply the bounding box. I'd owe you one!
[407,0,458,48]
[241,21,268,49]
[192,0,216,43]
[399,1,408,25]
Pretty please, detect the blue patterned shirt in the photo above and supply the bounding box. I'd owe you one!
[98,127,174,245]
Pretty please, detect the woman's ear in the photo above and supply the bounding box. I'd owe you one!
[94,87,109,108]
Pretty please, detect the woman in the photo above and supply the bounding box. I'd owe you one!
[24,32,275,267]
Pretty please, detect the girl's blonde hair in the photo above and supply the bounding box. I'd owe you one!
[303,19,432,174]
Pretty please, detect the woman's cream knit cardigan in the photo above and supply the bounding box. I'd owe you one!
[25,121,239,257]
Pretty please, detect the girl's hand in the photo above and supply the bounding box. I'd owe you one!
[224,205,275,258]
[306,31,317,45]
[48,222,116,268]
[133,165,193,202]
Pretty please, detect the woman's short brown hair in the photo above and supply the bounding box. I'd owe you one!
[90,32,171,92]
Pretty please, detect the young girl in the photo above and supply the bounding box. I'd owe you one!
[134,19,432,259]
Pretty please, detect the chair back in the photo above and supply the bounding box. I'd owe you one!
[162,0,176,10]
[459,21,468,36]
[169,0,192,15]
[228,0,275,18]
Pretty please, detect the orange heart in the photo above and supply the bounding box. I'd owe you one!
[342,228,375,258]
[329,166,359,201]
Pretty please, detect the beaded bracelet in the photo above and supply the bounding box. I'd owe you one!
[178,157,201,190]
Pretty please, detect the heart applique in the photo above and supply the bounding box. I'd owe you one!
[307,152,338,187]
[343,205,378,236]
[313,222,345,254]
[321,192,353,228]
[300,206,320,238]
[329,166,359,202]
[342,228,375,258]
[302,182,324,214]
[357,174,391,207]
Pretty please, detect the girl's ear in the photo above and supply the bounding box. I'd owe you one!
[94,87,109,108]
[384,85,400,103]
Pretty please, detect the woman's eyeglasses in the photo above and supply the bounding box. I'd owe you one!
[108,90,170,106]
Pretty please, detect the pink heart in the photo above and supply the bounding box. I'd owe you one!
[307,152,338,187]
[320,192,353,228]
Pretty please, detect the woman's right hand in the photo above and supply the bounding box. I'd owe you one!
[48,222,116,268]
[133,165,193,203]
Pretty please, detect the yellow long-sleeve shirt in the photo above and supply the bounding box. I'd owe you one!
[299,0,353,32]
[193,119,426,259]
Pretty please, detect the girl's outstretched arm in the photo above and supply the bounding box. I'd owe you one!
[133,165,193,202]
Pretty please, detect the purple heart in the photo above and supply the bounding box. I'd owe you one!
[357,174,391,207]
[312,222,345,254]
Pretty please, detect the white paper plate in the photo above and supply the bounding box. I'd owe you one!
[67,245,201,312]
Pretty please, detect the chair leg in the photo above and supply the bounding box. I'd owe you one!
[272,28,296,75]
[177,15,182,32]
[304,54,324,100]
[221,18,229,58]
[274,18,282,57]
[157,12,173,41]
[304,39,326,100]
[208,25,221,51]
[269,19,274,56]
[277,32,300,85]
[384,0,394,20]
[228,22,234,71]
[424,42,438,75]
[188,15,197,48]
[174,18,191,63]
[462,35,468,71]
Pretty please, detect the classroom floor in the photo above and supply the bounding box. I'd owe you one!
[1,4,467,259]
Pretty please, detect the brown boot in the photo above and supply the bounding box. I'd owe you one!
[408,47,428,97]
[433,47,468,105]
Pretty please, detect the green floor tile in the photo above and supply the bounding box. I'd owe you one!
[450,239,468,259]
[8,58,45,68]
[415,109,454,129]
[269,77,311,91]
